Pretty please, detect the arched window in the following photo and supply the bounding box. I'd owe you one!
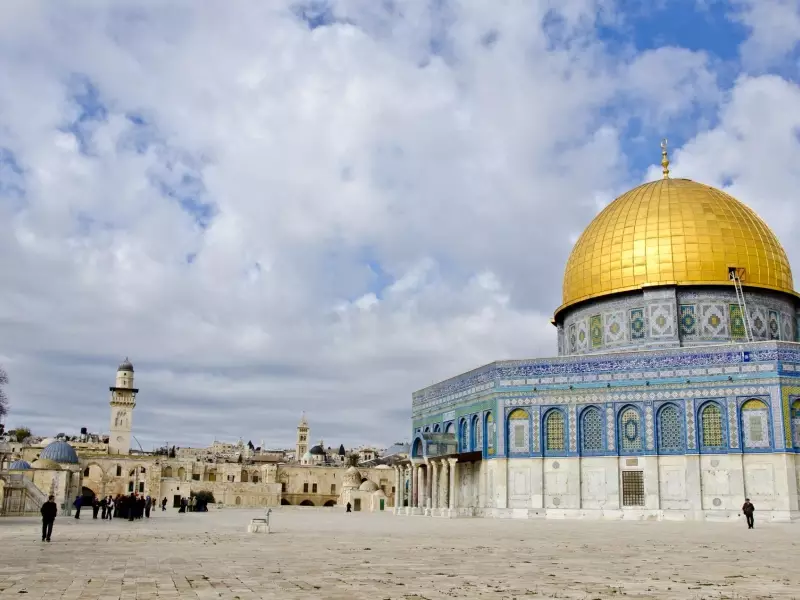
[580,407,603,453]
[700,403,725,449]
[235,496,242,505]
[619,407,642,452]
[791,400,800,449]
[241,470,249,482]
[471,415,482,452]
[433,423,441,433]
[412,438,423,458]
[162,466,173,478]
[444,422,454,434]
[741,399,770,449]
[252,473,260,483]
[459,419,468,452]
[508,409,530,454]
[424,426,430,433]
[177,467,186,480]
[486,412,496,455]
[544,410,566,453]
[83,467,90,477]
[657,404,683,453]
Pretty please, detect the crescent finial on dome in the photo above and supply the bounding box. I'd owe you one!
[661,138,670,179]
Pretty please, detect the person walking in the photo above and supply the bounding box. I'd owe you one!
[41,495,58,542]
[742,498,755,529]
[106,496,114,519]
[92,497,100,519]
[346,502,352,513]
[161,497,167,511]
[145,496,151,518]
[100,496,107,519]
[73,495,82,519]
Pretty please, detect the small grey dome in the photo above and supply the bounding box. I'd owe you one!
[9,459,31,470]
[118,357,134,372]
[359,480,379,492]
[40,440,79,464]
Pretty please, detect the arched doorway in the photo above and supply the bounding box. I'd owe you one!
[299,499,314,506]
[80,486,96,504]
[235,496,242,505]
[323,500,336,507]
[281,498,291,505]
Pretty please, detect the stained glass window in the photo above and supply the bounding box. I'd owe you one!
[792,400,800,448]
[701,403,724,448]
[619,407,642,452]
[581,407,603,452]
[545,410,565,452]
[486,413,496,455]
[741,399,770,449]
[657,404,683,452]
[508,409,529,453]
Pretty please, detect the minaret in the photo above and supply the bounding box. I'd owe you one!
[108,358,138,455]
[296,413,309,461]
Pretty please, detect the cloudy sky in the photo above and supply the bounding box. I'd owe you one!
[1,0,799,450]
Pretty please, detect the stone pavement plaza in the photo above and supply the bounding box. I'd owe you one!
[0,510,798,600]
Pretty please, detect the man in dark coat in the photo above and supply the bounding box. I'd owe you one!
[73,495,82,519]
[41,495,58,542]
[742,498,755,529]
[100,496,108,519]
[92,497,100,519]
[128,493,136,521]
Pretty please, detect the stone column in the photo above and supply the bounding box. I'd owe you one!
[448,458,459,512]
[431,460,439,512]
[418,464,426,510]
[404,465,410,510]
[393,467,401,512]
[410,463,418,510]
[440,460,449,509]
[424,459,433,512]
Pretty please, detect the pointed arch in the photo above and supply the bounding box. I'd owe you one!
[459,418,468,452]
[433,423,441,433]
[177,467,186,480]
[544,409,566,455]
[444,421,454,434]
[618,405,643,453]
[579,406,603,454]
[162,466,173,478]
[656,403,684,453]
[507,408,530,455]
[740,398,771,449]
[470,414,482,452]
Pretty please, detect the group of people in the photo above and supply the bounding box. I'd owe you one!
[177,495,208,513]
[72,493,168,521]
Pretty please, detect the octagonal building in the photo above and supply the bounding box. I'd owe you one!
[395,150,800,522]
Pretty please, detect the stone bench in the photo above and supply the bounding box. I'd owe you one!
[247,518,270,534]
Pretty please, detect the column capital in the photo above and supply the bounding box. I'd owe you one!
[447,457,459,466]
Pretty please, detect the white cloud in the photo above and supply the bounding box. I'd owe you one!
[0,1,795,450]
[731,0,800,69]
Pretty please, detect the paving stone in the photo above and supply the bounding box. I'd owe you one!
[0,509,797,599]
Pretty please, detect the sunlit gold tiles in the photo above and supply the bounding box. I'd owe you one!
[557,178,795,317]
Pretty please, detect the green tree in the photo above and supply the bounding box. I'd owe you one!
[0,365,8,420]
[191,490,216,504]
[12,426,31,443]
[346,453,359,467]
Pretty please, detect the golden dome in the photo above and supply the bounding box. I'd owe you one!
[556,178,796,318]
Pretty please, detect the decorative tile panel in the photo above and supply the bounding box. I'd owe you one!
[781,312,793,341]
[576,319,589,352]
[569,405,577,451]
[790,397,800,448]
[568,323,577,354]
[531,407,540,452]
[629,308,645,340]
[768,310,780,340]
[679,304,697,337]
[605,310,625,344]
[649,303,675,338]
[645,403,654,450]
[727,398,739,448]
[590,314,603,349]
[606,405,615,451]
[507,408,530,454]
[700,303,728,337]
[686,399,696,450]
[750,307,767,339]
[729,304,746,340]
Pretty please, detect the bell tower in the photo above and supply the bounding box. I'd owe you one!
[108,358,138,455]
[296,413,309,461]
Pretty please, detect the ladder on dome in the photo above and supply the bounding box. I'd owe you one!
[728,267,753,343]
